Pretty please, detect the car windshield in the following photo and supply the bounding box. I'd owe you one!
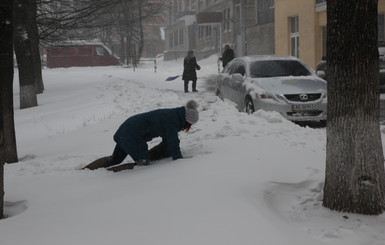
[250,60,312,78]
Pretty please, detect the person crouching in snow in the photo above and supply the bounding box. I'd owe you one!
[83,100,199,170]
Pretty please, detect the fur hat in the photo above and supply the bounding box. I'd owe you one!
[185,100,199,125]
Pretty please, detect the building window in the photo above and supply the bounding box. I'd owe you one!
[174,30,179,46]
[256,0,274,24]
[184,0,190,10]
[191,0,196,10]
[206,25,212,38]
[290,16,299,57]
[379,13,385,45]
[177,0,181,12]
[179,27,184,45]
[198,0,203,10]
[315,0,326,11]
[198,26,204,40]
[169,33,174,48]
[223,8,231,32]
[321,26,327,57]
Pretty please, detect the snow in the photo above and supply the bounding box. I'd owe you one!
[2,54,385,245]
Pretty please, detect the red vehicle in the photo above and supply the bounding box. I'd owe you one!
[46,42,120,68]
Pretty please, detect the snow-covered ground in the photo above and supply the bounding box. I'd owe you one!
[2,54,385,245]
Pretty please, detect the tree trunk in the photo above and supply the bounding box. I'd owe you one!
[28,0,44,94]
[13,0,38,109]
[136,1,144,61]
[323,0,385,215]
[3,66,18,164]
[0,0,14,219]
[2,0,18,162]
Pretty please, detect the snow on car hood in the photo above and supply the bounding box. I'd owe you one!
[249,76,326,94]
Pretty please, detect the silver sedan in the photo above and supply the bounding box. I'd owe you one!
[216,56,327,123]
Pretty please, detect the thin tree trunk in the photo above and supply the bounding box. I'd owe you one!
[28,0,44,94]
[0,0,14,219]
[13,0,38,109]
[323,0,385,215]
[136,1,144,61]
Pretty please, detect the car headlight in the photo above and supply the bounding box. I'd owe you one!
[275,94,286,101]
[255,92,274,99]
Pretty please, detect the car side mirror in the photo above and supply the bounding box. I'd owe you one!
[232,73,244,81]
[316,70,326,79]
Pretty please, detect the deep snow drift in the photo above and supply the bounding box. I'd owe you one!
[1,55,385,245]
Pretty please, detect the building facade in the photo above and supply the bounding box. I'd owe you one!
[164,0,275,60]
[164,0,197,60]
[245,0,275,56]
[165,0,385,67]
[275,0,385,69]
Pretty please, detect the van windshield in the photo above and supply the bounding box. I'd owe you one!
[96,47,109,56]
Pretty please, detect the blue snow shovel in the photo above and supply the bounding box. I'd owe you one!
[165,75,181,81]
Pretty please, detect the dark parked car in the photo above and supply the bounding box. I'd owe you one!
[316,47,385,92]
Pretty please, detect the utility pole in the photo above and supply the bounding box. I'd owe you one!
[240,0,246,56]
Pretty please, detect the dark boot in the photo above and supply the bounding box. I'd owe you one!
[107,163,136,172]
[149,141,170,161]
[82,157,108,170]
[184,80,189,93]
[192,80,198,92]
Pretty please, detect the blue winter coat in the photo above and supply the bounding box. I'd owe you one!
[113,107,186,161]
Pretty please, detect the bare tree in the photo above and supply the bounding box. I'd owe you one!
[323,0,385,215]
[0,0,14,219]
[13,0,38,109]
[37,0,124,44]
[38,0,166,63]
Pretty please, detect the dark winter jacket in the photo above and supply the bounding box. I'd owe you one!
[221,48,235,68]
[182,56,200,81]
[113,107,186,161]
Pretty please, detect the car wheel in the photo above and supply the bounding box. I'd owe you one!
[244,96,255,114]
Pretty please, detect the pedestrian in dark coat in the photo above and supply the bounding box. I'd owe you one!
[182,50,201,93]
[219,44,235,68]
[83,100,200,170]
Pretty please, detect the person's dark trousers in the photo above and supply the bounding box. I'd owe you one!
[192,79,197,92]
[149,141,170,161]
[105,145,128,167]
[184,80,189,92]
